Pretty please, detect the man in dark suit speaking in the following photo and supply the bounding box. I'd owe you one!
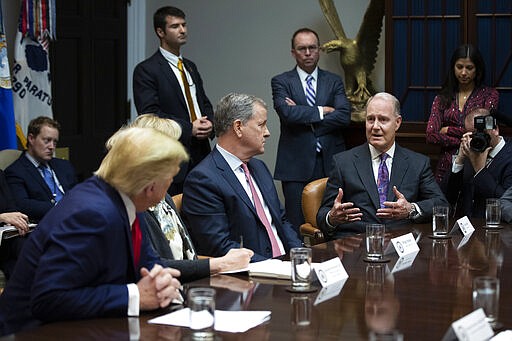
[0,127,186,335]
[5,116,77,222]
[271,27,351,229]
[317,92,448,239]
[133,6,214,195]
[182,93,302,262]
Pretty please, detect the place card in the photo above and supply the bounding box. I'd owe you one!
[390,233,420,257]
[449,216,475,236]
[313,257,348,288]
[457,231,474,250]
[441,308,494,341]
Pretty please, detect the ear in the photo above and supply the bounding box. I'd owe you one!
[156,27,165,39]
[233,120,243,138]
[395,115,402,131]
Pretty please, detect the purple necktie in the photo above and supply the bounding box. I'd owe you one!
[377,153,389,208]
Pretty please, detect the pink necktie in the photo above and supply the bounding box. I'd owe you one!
[241,163,282,257]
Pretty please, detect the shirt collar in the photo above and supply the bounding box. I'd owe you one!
[296,66,318,82]
[216,144,245,172]
[489,136,505,159]
[25,152,46,168]
[118,190,136,226]
[159,47,181,66]
[369,143,396,161]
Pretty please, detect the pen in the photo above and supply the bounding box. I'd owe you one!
[240,235,244,248]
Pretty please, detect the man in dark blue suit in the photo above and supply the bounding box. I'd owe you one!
[317,93,448,239]
[447,108,512,218]
[182,93,303,262]
[271,28,351,228]
[5,116,77,222]
[0,127,186,336]
[133,6,214,195]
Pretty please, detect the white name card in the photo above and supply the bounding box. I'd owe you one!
[390,233,420,257]
[450,216,475,236]
[442,308,494,341]
[457,231,474,250]
[313,257,348,288]
[314,278,347,305]
[391,251,419,273]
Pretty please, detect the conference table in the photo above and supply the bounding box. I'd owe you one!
[2,220,511,340]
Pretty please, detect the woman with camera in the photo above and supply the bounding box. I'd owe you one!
[426,44,499,192]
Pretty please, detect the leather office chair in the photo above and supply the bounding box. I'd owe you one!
[300,177,327,246]
[171,193,183,213]
[0,149,22,171]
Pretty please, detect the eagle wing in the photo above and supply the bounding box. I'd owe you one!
[355,0,385,75]
[318,0,347,40]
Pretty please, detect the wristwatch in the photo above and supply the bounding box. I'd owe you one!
[408,204,418,220]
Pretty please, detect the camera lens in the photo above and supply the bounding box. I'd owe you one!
[470,132,490,153]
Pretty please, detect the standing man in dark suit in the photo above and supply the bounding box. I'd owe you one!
[5,116,77,222]
[271,27,351,229]
[182,93,303,262]
[446,108,512,218]
[0,127,185,336]
[133,6,214,195]
[317,92,448,239]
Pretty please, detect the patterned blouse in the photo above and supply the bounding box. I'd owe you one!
[426,86,499,187]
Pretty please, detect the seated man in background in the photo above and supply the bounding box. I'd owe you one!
[182,93,302,262]
[317,92,448,239]
[500,185,512,223]
[122,114,253,282]
[0,170,30,279]
[446,108,512,218]
[5,116,77,222]
[0,127,184,336]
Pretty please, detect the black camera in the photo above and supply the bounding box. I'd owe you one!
[470,116,496,152]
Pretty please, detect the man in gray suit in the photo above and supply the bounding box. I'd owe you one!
[271,27,351,229]
[317,92,448,239]
[500,186,512,223]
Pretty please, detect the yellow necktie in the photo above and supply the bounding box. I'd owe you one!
[177,58,197,122]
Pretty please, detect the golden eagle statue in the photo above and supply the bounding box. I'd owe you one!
[319,0,384,120]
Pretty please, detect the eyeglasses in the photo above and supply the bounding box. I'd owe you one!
[294,45,319,54]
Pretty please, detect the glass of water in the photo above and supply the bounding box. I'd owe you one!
[188,287,216,339]
[432,206,449,237]
[366,224,385,260]
[473,276,500,327]
[290,247,313,291]
[485,198,501,228]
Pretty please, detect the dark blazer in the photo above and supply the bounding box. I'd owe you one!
[317,143,449,238]
[141,194,210,283]
[4,152,77,222]
[447,139,512,218]
[0,170,16,213]
[0,176,159,336]
[182,148,302,262]
[133,50,214,185]
[271,68,351,181]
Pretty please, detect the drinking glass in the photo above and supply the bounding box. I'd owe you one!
[485,198,501,228]
[188,287,216,339]
[432,206,449,237]
[290,247,312,290]
[473,276,500,327]
[366,224,385,260]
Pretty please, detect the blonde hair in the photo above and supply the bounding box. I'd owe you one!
[132,114,182,139]
[96,127,188,196]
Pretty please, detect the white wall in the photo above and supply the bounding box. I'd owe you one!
[134,0,385,191]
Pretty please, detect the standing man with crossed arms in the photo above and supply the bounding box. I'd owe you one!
[271,28,351,230]
[133,6,214,195]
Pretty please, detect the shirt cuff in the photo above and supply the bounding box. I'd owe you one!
[411,203,422,219]
[127,283,140,316]
[317,106,324,120]
[325,211,335,229]
[451,160,464,173]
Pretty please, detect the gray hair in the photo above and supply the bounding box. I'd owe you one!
[214,93,267,137]
[366,92,401,117]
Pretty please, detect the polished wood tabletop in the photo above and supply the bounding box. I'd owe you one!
[2,221,511,340]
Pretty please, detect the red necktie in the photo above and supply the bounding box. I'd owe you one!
[241,163,282,257]
[131,216,142,268]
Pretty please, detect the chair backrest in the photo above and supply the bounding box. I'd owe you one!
[171,193,183,213]
[0,149,22,170]
[301,177,328,228]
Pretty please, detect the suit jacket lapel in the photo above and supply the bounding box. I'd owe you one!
[156,51,188,110]
[289,69,308,105]
[21,156,53,198]
[315,69,326,105]
[247,159,279,223]
[212,149,257,215]
[355,145,381,210]
[389,146,409,201]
